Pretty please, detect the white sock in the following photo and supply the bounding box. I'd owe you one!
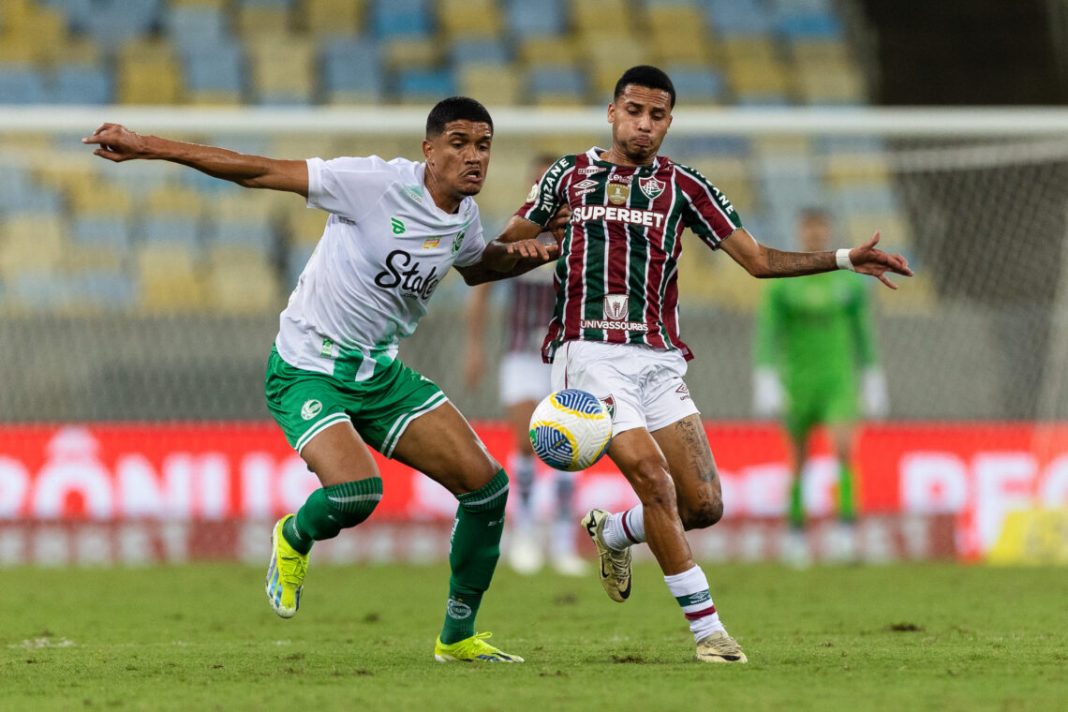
[664,565,725,642]
[601,505,646,550]
[510,453,537,530]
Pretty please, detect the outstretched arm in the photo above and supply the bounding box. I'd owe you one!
[720,228,913,289]
[83,123,308,196]
[455,233,557,286]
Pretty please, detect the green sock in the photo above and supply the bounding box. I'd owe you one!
[282,477,383,555]
[440,469,509,645]
[789,475,804,529]
[838,463,856,522]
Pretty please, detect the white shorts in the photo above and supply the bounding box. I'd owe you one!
[550,341,700,436]
[499,351,552,406]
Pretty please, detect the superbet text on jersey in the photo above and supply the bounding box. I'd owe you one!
[516,148,741,363]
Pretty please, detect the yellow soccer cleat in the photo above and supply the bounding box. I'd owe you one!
[433,632,525,663]
[695,630,748,664]
[265,514,308,619]
[581,508,632,602]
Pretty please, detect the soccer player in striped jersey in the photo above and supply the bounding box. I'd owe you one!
[753,208,889,566]
[84,98,558,664]
[465,155,588,578]
[495,66,912,664]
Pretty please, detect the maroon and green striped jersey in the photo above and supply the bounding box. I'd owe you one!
[515,147,742,362]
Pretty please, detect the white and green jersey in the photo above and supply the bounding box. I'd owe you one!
[276,155,486,379]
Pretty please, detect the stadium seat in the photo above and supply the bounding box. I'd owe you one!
[371,0,432,39]
[63,269,137,312]
[504,0,566,36]
[116,40,184,104]
[235,0,293,37]
[439,0,501,38]
[82,0,163,50]
[182,42,245,102]
[0,66,48,104]
[321,37,383,103]
[667,67,724,105]
[449,38,510,68]
[167,4,230,50]
[71,215,133,252]
[204,247,281,313]
[0,166,38,213]
[0,215,66,283]
[246,38,314,104]
[703,0,774,35]
[527,66,586,106]
[396,68,456,105]
[52,63,113,104]
[457,65,521,105]
[305,0,365,38]
[518,37,580,68]
[135,243,205,312]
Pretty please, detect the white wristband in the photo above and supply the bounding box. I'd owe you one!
[835,248,856,272]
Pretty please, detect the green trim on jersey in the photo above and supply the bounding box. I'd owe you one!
[264,347,446,457]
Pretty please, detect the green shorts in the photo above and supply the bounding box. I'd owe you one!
[264,347,448,456]
[784,378,857,440]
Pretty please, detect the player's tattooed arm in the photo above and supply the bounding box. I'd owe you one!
[720,227,912,288]
[83,123,309,196]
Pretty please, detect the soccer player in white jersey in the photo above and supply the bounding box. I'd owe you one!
[84,98,558,664]
[495,66,912,664]
[465,156,588,577]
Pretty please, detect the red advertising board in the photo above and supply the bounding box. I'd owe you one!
[1,422,1066,562]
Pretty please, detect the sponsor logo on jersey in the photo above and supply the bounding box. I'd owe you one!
[676,383,691,401]
[536,159,569,214]
[606,183,630,205]
[604,294,629,321]
[570,205,665,229]
[578,166,605,176]
[422,237,440,249]
[319,338,335,358]
[450,230,466,255]
[580,319,649,332]
[571,178,598,198]
[300,400,322,421]
[639,176,665,199]
[336,216,356,226]
[525,183,538,202]
[403,185,423,203]
[608,173,631,184]
[374,249,442,300]
[390,217,406,235]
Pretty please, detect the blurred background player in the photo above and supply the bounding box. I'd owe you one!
[753,207,889,565]
[465,155,587,578]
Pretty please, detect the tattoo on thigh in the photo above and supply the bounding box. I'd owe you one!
[676,416,716,483]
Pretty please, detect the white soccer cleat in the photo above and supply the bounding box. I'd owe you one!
[581,508,632,602]
[695,630,748,664]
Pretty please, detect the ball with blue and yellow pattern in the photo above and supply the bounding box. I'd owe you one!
[528,389,613,471]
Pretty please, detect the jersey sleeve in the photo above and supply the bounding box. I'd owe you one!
[306,155,396,221]
[849,279,881,367]
[754,282,784,368]
[453,203,487,268]
[675,164,743,250]
[513,155,573,228]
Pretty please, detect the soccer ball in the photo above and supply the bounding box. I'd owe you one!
[528,389,613,471]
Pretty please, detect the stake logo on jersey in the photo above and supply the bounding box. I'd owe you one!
[514,148,742,363]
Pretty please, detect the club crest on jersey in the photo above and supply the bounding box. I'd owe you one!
[451,230,466,255]
[639,176,665,199]
[606,183,630,205]
[604,294,629,321]
[300,399,322,421]
[600,394,616,418]
[390,217,406,235]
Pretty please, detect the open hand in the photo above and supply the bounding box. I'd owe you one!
[849,231,913,289]
[506,237,558,264]
[82,123,145,162]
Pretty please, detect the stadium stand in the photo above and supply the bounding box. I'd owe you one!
[0,0,910,317]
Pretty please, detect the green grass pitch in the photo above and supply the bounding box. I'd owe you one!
[3,562,1065,711]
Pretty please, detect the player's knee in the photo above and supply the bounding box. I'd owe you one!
[458,468,509,515]
[325,476,384,530]
[630,456,676,510]
[680,498,723,530]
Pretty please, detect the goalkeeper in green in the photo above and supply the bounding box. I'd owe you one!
[753,208,888,556]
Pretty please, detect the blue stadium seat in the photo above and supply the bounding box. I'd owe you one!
[371,0,432,39]
[8,272,70,311]
[396,68,456,102]
[71,216,133,252]
[0,67,48,104]
[527,66,586,101]
[39,0,94,33]
[82,0,164,49]
[182,43,245,93]
[449,38,510,67]
[167,5,231,51]
[774,12,844,40]
[69,270,137,311]
[141,216,201,248]
[0,168,39,212]
[504,0,566,36]
[703,0,774,35]
[321,38,383,99]
[0,189,64,216]
[667,67,724,104]
[52,64,113,104]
